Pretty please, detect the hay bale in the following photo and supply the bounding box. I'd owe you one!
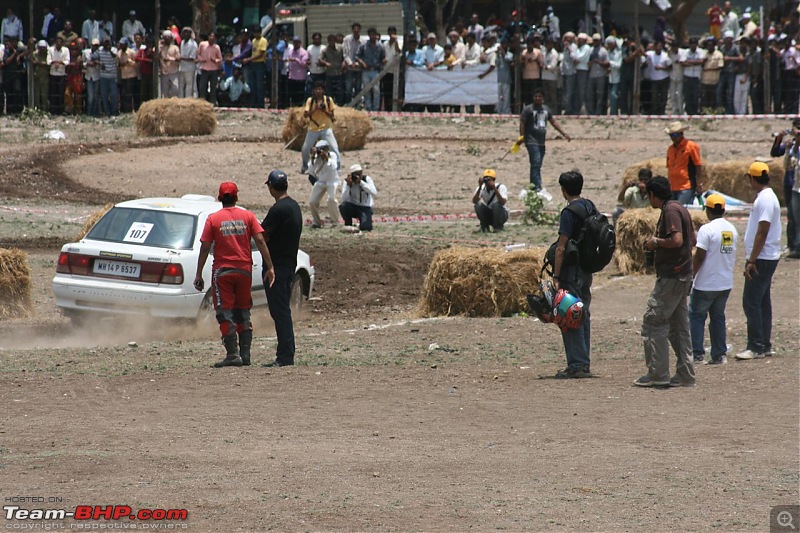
[76,204,113,241]
[705,159,785,205]
[419,246,548,317]
[614,208,708,275]
[0,248,33,319]
[135,98,217,137]
[281,106,372,151]
[621,159,787,205]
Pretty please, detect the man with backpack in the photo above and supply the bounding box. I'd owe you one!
[550,170,614,379]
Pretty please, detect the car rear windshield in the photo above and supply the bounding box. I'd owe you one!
[86,207,197,250]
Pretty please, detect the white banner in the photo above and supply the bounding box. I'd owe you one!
[404,66,498,105]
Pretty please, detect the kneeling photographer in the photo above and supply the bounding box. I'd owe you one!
[339,164,378,231]
[472,169,508,232]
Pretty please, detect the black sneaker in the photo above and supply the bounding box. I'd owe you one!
[669,375,696,387]
[554,366,593,379]
[212,356,243,368]
[261,360,294,368]
[707,356,728,365]
[693,356,705,364]
[633,375,670,387]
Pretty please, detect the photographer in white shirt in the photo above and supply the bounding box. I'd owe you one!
[472,168,508,232]
[308,139,340,228]
[340,164,378,231]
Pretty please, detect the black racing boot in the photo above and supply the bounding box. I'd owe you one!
[213,334,242,368]
[238,330,253,366]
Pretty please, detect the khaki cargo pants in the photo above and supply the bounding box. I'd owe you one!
[641,276,696,384]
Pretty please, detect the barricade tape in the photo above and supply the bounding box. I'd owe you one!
[216,106,799,121]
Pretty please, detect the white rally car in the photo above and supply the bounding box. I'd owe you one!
[52,195,314,325]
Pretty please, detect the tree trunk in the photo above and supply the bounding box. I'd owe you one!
[434,0,460,42]
[649,0,703,45]
[191,0,217,35]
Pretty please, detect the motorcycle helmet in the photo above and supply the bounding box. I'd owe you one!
[527,279,556,323]
[553,289,585,332]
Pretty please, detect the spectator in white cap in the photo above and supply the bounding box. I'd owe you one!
[122,11,146,45]
[741,9,758,39]
[340,164,378,231]
[308,139,340,228]
[31,40,50,111]
[542,6,560,40]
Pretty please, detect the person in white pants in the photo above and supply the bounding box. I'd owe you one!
[733,37,751,115]
[308,139,340,228]
[178,27,197,98]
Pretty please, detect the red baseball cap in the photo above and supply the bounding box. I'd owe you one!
[218,182,238,199]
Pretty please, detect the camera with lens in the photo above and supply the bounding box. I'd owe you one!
[645,249,655,267]
[482,177,491,185]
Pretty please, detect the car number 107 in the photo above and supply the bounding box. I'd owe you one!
[93,260,141,278]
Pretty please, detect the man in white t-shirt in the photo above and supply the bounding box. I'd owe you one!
[472,169,508,232]
[689,194,738,365]
[736,162,782,360]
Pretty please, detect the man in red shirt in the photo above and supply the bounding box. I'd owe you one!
[195,182,275,368]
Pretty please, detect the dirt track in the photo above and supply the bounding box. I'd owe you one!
[1,112,798,531]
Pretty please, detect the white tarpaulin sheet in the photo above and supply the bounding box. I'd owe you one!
[404,66,498,105]
[640,0,672,10]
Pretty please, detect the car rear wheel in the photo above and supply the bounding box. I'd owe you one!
[196,292,217,327]
[290,275,306,316]
[64,310,91,328]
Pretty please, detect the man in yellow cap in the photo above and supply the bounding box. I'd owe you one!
[472,169,508,232]
[736,162,782,360]
[690,193,738,365]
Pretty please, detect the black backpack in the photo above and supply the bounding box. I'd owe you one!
[565,202,616,273]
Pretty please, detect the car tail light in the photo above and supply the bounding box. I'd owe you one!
[140,262,184,284]
[161,263,184,285]
[56,252,92,275]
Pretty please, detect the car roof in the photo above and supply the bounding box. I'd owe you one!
[115,195,223,216]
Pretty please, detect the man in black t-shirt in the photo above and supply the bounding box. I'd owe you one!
[516,89,570,191]
[261,169,303,367]
[635,175,696,388]
[550,170,594,379]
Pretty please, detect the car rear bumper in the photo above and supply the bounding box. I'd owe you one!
[52,275,204,318]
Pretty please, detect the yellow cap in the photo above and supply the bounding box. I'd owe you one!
[704,193,726,209]
[483,169,496,178]
[748,161,769,177]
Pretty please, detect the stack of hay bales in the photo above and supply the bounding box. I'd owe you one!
[419,246,548,317]
[76,204,113,241]
[615,208,708,275]
[0,248,33,319]
[621,159,786,205]
[135,98,217,137]
[281,107,372,151]
[705,160,785,204]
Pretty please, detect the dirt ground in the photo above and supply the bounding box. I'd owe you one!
[1,112,798,532]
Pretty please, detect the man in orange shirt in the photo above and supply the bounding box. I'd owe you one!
[195,182,275,368]
[665,121,705,205]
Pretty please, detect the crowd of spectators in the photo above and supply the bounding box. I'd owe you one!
[1,2,799,116]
